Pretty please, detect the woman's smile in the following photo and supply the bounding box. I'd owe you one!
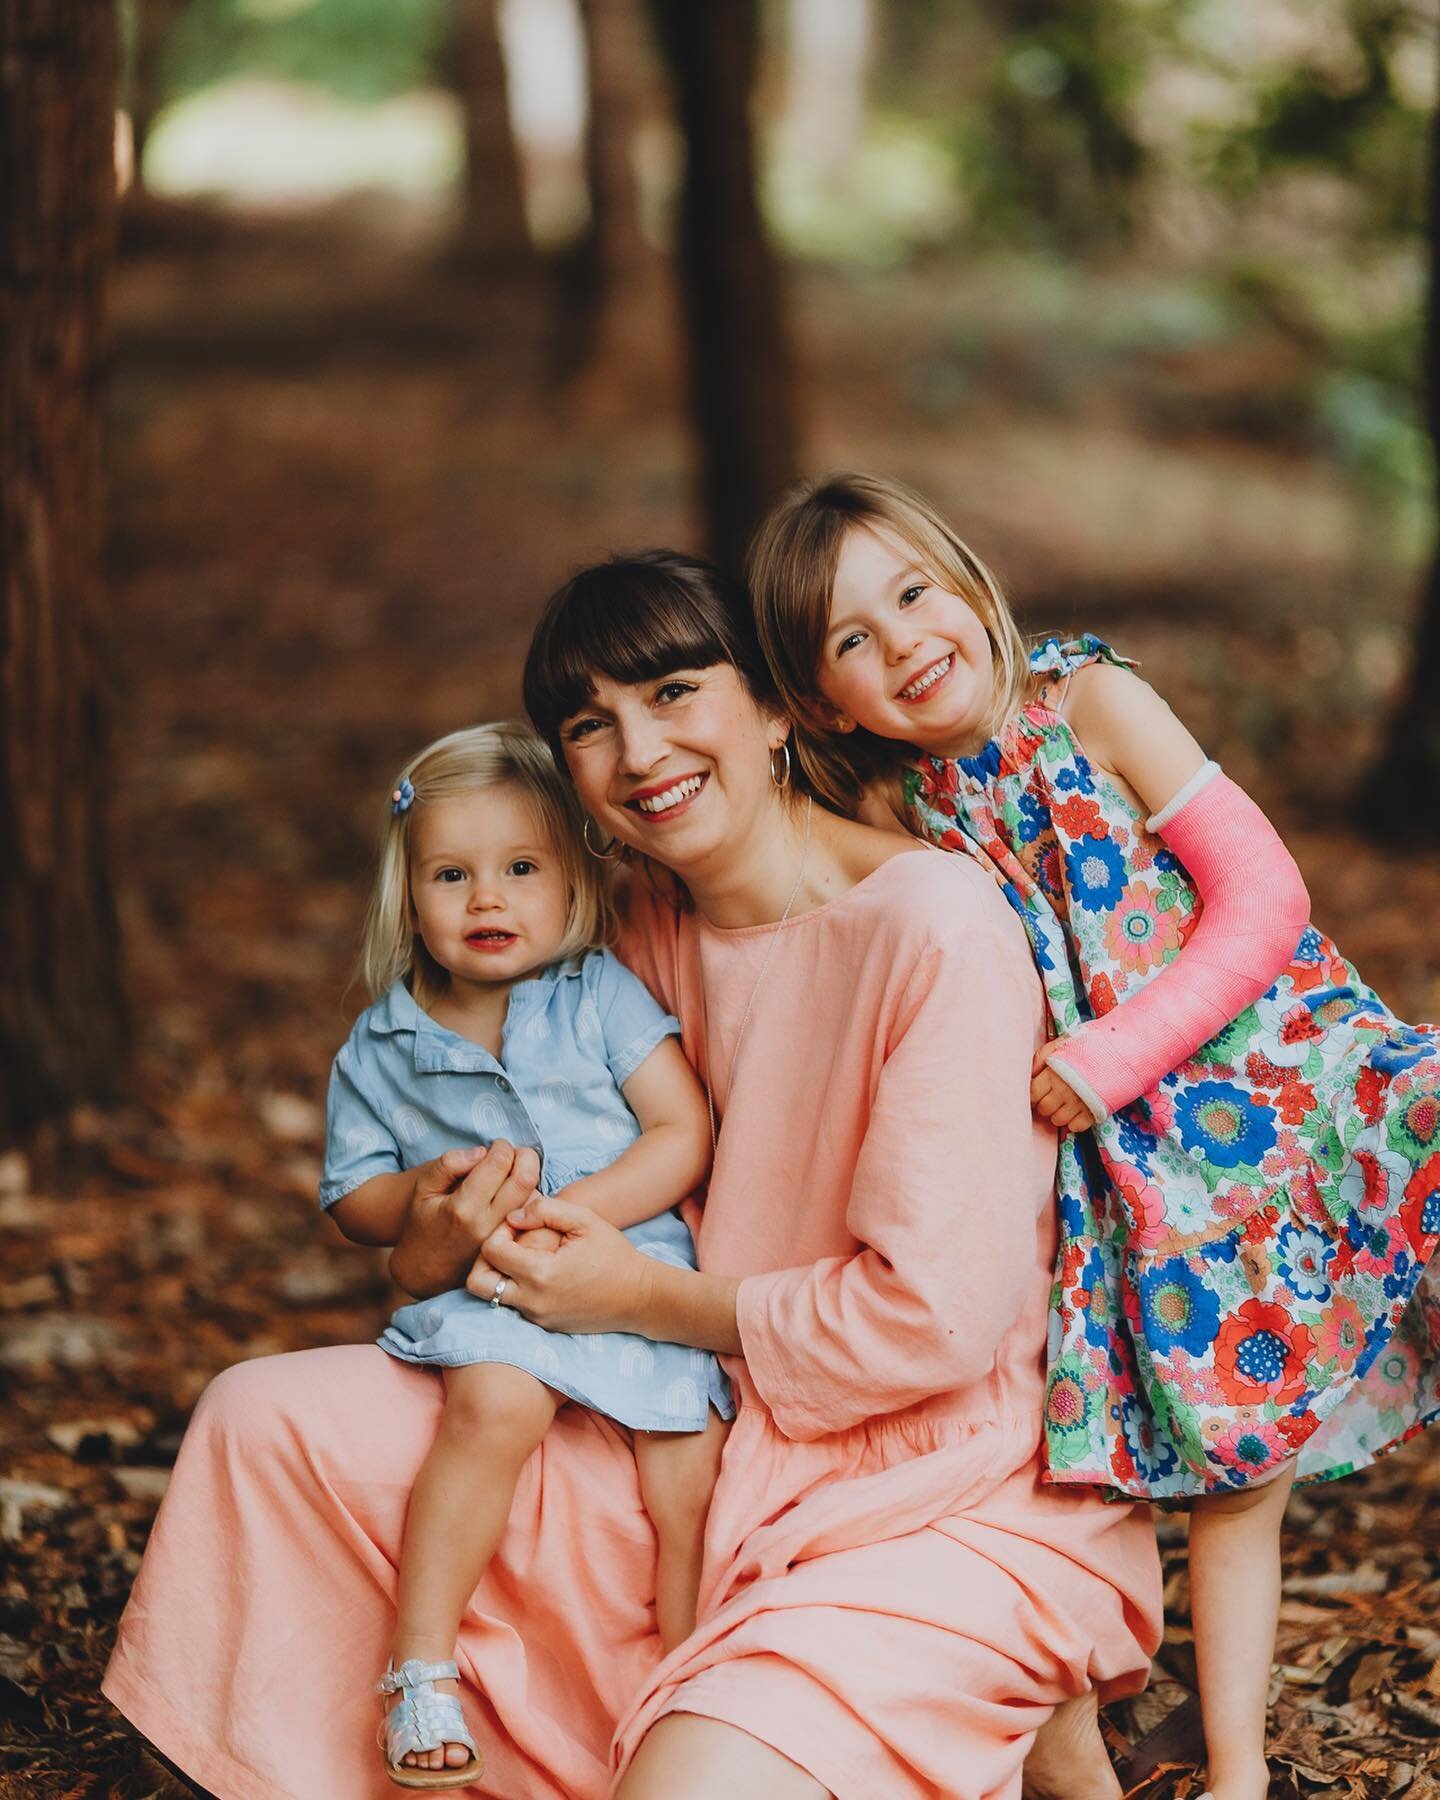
[627,772,709,819]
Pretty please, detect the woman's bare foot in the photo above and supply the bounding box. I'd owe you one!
[1022,1692,1121,1800]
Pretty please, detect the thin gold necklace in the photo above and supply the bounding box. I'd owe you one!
[704,796,814,1152]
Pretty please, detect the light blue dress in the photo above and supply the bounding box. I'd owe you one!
[320,951,733,1432]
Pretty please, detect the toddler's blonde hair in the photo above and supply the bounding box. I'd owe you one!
[359,721,611,1007]
[747,471,1030,814]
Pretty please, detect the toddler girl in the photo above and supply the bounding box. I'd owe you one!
[748,472,1440,1800]
[320,721,730,1789]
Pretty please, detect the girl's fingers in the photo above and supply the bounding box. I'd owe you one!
[503,1195,592,1235]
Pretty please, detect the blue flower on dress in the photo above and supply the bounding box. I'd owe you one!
[1138,1257,1221,1356]
[1176,1081,1278,1169]
[1058,1188,1088,1240]
[1200,1233,1240,1265]
[1115,1113,1158,1163]
[1077,1247,1113,1348]
[1016,790,1048,845]
[1119,1391,1180,1486]
[1064,833,1127,913]
[1054,761,1096,796]
[1371,1026,1434,1077]
[960,740,1004,784]
[1384,1250,1415,1302]
[1292,925,1325,965]
[1275,1222,1333,1302]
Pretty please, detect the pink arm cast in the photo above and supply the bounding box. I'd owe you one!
[1044,763,1311,1120]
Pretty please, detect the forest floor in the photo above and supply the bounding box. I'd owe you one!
[2,198,1439,1799]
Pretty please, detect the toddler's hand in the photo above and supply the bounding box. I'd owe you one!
[1030,1044,1096,1133]
[513,1225,564,1254]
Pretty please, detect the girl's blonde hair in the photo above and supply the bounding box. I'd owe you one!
[359,720,612,1007]
[747,471,1030,815]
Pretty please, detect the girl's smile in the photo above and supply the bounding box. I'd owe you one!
[822,525,996,757]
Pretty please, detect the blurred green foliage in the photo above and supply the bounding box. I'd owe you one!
[156,0,448,104]
[139,0,1435,503]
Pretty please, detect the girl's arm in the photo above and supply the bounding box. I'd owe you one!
[328,1169,419,1245]
[1039,663,1310,1121]
[558,1037,711,1229]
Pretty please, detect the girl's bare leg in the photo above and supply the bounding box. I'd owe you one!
[617,1713,831,1799]
[633,1410,729,1651]
[1188,1463,1295,1800]
[390,1363,560,1772]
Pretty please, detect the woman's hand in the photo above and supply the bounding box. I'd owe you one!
[389,1142,541,1299]
[478,1195,655,1334]
[1030,1045,1096,1133]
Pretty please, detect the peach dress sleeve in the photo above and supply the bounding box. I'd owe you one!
[103,849,1162,1800]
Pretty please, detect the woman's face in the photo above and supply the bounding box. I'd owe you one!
[558,664,789,877]
[818,524,996,757]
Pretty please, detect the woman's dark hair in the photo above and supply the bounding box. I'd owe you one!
[523,550,781,759]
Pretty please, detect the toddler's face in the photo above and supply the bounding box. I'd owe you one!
[819,524,995,758]
[409,784,570,991]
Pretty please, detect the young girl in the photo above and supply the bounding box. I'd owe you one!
[320,721,730,1789]
[748,472,1440,1800]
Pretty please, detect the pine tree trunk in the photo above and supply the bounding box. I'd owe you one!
[652,0,800,576]
[1363,63,1440,843]
[0,0,127,1136]
[447,0,532,266]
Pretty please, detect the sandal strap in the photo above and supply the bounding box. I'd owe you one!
[377,1657,460,1695]
[380,1687,478,1768]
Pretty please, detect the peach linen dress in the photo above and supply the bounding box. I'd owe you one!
[103,847,1162,1800]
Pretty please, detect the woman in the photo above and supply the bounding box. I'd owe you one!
[103,552,1162,1799]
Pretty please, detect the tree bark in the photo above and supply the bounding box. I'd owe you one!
[1363,57,1440,843]
[652,0,800,576]
[446,0,532,266]
[0,0,127,1136]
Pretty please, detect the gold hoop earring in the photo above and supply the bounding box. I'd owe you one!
[769,742,792,789]
[582,817,623,860]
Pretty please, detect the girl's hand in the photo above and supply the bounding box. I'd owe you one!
[391,1142,541,1299]
[480,1196,654,1334]
[1030,1045,1096,1133]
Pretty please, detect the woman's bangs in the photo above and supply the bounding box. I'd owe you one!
[525,567,730,740]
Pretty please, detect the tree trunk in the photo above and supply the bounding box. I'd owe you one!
[652,0,800,576]
[446,0,532,266]
[126,0,188,195]
[0,0,127,1136]
[1363,60,1440,843]
[573,0,657,370]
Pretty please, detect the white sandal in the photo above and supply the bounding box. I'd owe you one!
[377,1657,483,1791]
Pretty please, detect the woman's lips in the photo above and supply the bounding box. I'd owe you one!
[896,653,954,704]
[624,772,708,823]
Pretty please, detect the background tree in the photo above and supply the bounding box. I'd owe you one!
[1366,67,1440,844]
[445,0,531,266]
[651,0,800,574]
[0,0,126,1135]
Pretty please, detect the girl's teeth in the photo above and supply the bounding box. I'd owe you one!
[900,656,952,700]
[636,776,703,815]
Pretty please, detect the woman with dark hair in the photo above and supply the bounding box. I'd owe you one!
[104,552,1161,1799]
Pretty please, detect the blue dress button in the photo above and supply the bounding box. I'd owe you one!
[495,1076,512,1094]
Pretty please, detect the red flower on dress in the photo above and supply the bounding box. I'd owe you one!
[1400,1153,1440,1257]
[1275,1078,1317,1127]
[1214,1299,1316,1407]
[1276,1410,1320,1450]
[1090,973,1119,1018]
[1245,1052,1289,1090]
[1053,795,1107,839]
[1354,1064,1388,1126]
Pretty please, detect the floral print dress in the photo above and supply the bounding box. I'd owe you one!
[907,636,1440,1500]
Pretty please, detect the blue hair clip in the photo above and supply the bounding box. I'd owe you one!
[391,777,415,815]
